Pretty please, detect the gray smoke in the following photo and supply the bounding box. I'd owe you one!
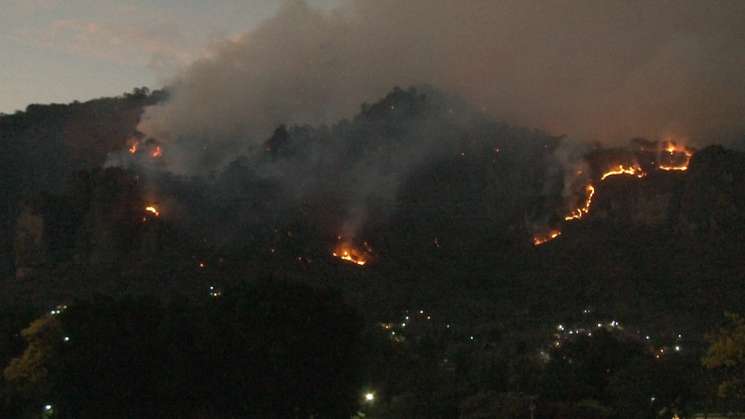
[138,0,745,175]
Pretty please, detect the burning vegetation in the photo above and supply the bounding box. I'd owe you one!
[332,240,372,266]
[564,185,595,222]
[533,230,562,246]
[658,141,693,171]
[533,139,696,246]
[124,138,163,159]
[600,164,646,181]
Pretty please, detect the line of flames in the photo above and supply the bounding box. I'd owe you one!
[534,143,694,246]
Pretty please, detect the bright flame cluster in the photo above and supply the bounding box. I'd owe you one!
[145,205,160,217]
[332,247,368,266]
[658,141,693,171]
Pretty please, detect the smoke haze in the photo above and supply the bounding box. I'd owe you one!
[139,0,745,173]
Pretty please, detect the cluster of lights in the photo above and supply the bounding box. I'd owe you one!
[49,305,67,316]
[378,309,481,346]
[551,312,687,360]
[209,286,222,298]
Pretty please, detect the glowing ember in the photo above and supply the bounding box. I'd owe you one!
[533,230,562,246]
[600,164,645,181]
[564,185,595,221]
[151,146,163,158]
[144,206,160,217]
[128,142,138,154]
[658,141,693,171]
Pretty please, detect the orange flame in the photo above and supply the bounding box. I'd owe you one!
[128,141,139,154]
[564,185,595,221]
[601,164,646,181]
[533,230,562,246]
[332,242,369,266]
[151,146,163,158]
[145,206,160,217]
[658,141,693,171]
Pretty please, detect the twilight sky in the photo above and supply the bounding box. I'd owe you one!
[0,0,340,113]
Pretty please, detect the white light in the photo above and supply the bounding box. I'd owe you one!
[365,392,375,402]
[557,324,565,331]
[419,310,424,314]
[469,336,474,341]
[597,323,603,328]
[646,335,651,340]
[63,337,70,342]
[44,404,53,411]
[446,324,451,329]
[675,345,681,352]
[401,323,406,327]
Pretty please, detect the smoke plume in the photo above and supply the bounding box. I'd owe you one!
[138,0,745,174]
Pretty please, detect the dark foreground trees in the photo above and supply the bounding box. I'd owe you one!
[2,279,364,419]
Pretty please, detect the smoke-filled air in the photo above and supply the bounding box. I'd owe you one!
[138,0,745,174]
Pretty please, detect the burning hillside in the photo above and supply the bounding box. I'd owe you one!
[332,239,373,267]
[533,140,697,246]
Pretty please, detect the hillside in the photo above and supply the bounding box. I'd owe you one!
[2,87,744,342]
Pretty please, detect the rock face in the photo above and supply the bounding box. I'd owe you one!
[581,145,745,235]
[14,201,47,279]
[676,146,745,237]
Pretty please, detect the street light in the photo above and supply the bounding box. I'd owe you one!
[364,392,375,402]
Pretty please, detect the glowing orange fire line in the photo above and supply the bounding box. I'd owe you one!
[564,185,595,221]
[332,250,367,266]
[533,230,561,246]
[600,165,645,181]
[145,206,160,217]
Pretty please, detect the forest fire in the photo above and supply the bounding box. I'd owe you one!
[332,243,369,266]
[534,140,697,247]
[564,185,595,221]
[658,142,693,171]
[600,164,646,181]
[533,230,562,246]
